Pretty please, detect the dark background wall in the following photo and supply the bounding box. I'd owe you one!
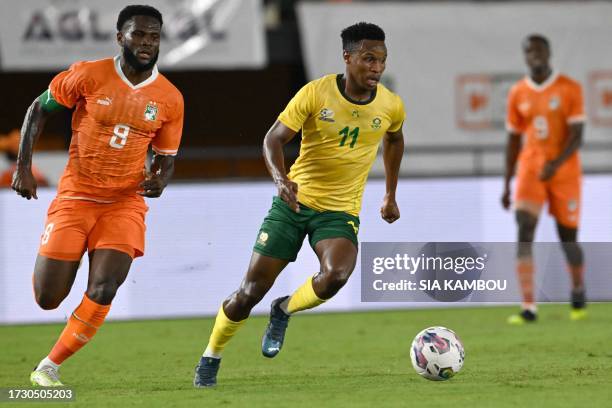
[0,2,311,179]
[0,63,306,178]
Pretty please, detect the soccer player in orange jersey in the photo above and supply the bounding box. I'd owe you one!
[11,5,184,386]
[502,34,586,324]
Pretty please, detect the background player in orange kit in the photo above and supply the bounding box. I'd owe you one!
[11,5,184,386]
[0,129,49,188]
[502,34,586,324]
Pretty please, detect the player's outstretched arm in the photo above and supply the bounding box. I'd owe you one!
[263,120,299,212]
[502,132,522,210]
[381,128,403,223]
[539,123,583,181]
[12,90,65,200]
[139,154,175,198]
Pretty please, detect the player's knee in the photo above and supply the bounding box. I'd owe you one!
[320,265,354,294]
[234,287,264,311]
[516,211,537,242]
[557,223,578,243]
[34,292,62,310]
[86,282,119,305]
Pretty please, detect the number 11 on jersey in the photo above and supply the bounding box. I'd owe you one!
[339,126,359,148]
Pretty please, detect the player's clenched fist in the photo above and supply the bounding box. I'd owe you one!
[380,194,400,223]
[138,174,166,198]
[11,167,38,200]
[501,188,511,210]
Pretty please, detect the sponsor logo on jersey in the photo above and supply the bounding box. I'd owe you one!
[568,199,578,212]
[144,102,158,121]
[371,117,382,129]
[318,108,335,122]
[352,110,360,118]
[96,96,112,106]
[519,101,531,113]
[549,95,560,110]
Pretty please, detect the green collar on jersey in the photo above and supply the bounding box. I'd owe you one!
[336,74,377,106]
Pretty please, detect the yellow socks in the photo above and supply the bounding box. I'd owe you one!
[203,306,245,358]
[286,276,326,314]
[203,276,327,358]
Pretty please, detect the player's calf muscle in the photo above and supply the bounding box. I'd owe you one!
[560,242,583,266]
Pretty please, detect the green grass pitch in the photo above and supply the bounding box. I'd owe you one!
[1,304,611,407]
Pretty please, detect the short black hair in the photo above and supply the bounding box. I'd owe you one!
[341,22,385,52]
[522,34,550,50]
[116,5,163,31]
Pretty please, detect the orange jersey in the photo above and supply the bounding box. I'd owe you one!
[49,57,184,202]
[506,72,585,172]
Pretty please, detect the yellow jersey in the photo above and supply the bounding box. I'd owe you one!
[278,74,405,216]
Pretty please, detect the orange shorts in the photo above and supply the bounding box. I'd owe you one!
[515,163,581,228]
[38,198,148,261]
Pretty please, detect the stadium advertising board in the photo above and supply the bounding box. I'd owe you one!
[0,0,266,70]
[2,176,612,324]
[297,2,612,146]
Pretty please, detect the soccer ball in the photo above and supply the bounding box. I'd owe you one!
[410,326,465,381]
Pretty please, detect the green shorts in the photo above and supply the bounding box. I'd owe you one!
[253,196,360,262]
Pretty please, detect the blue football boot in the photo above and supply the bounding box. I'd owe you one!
[261,296,291,358]
[194,356,221,387]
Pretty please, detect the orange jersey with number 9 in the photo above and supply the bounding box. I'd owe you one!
[49,56,184,202]
[506,73,585,171]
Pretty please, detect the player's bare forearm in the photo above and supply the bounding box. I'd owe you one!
[380,129,403,223]
[152,153,175,185]
[263,121,297,183]
[382,129,404,199]
[540,123,583,181]
[12,96,57,200]
[16,99,51,170]
[501,132,522,210]
[553,123,583,167]
[503,133,522,188]
[263,120,300,211]
[139,154,174,198]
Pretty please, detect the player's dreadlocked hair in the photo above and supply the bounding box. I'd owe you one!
[116,5,163,31]
[341,22,385,52]
[522,34,550,50]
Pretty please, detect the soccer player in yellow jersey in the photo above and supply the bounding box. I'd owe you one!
[194,22,405,387]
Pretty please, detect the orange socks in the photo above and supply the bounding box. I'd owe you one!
[48,294,110,365]
[517,258,535,309]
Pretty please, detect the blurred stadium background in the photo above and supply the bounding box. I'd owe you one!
[1,0,611,325]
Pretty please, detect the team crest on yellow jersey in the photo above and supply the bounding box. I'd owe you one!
[371,117,382,129]
[144,102,158,121]
[318,108,335,122]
